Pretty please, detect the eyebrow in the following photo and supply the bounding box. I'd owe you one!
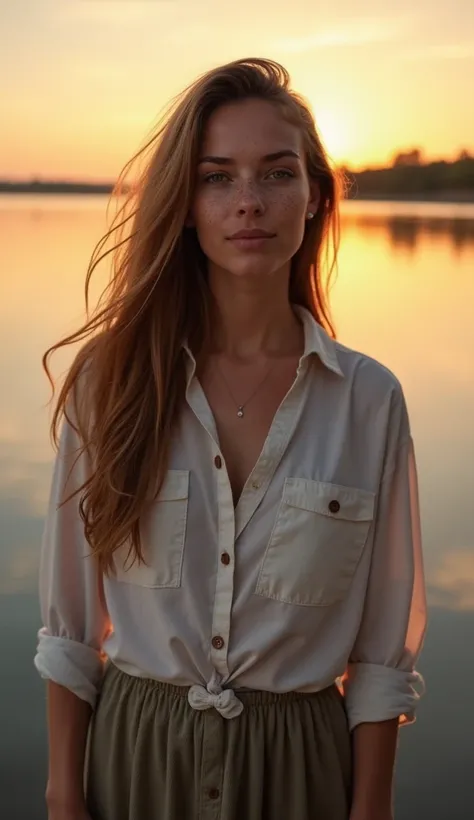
[198,149,301,165]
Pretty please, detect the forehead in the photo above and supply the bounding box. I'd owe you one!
[200,98,303,156]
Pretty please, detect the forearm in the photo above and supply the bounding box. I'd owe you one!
[350,718,399,819]
[46,681,92,811]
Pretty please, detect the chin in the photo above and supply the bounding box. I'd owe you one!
[219,253,289,279]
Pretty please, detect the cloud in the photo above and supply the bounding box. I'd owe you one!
[273,16,413,54]
[428,549,474,611]
[57,0,177,27]
[402,43,474,61]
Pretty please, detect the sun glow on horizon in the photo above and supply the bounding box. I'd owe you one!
[1,2,473,179]
[311,107,353,166]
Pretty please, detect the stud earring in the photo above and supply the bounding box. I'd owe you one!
[306,212,314,220]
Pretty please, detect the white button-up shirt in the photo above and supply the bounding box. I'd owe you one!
[34,306,427,731]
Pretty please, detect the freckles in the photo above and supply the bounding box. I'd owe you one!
[199,201,220,227]
[281,194,299,214]
[203,207,215,225]
[270,191,305,216]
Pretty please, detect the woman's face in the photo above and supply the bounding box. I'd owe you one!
[190,98,320,281]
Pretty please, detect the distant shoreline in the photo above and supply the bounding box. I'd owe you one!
[348,191,474,204]
[1,185,473,204]
[1,170,474,205]
[0,182,116,195]
[0,191,474,205]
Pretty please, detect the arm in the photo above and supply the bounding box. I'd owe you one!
[344,391,427,818]
[34,404,110,814]
[45,682,92,817]
[350,719,399,820]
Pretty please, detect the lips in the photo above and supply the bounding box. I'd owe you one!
[227,229,276,240]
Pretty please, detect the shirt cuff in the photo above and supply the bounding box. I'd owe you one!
[34,629,106,708]
[343,661,425,731]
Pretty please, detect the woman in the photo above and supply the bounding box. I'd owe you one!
[35,58,427,820]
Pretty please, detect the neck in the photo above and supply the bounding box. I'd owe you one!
[206,269,303,362]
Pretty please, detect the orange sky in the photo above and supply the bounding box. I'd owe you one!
[2,0,474,180]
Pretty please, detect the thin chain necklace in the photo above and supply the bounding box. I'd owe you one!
[217,358,276,418]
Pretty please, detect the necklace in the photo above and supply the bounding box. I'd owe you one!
[217,358,276,418]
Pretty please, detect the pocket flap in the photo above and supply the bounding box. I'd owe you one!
[283,478,375,522]
[157,469,190,502]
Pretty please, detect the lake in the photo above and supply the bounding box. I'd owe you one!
[1,195,473,819]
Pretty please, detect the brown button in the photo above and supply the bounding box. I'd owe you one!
[328,499,340,514]
[208,788,220,800]
[214,455,222,469]
[212,635,225,650]
[221,552,231,566]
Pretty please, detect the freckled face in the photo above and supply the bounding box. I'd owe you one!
[189,98,320,279]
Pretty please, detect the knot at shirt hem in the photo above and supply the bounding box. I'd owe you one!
[188,683,244,718]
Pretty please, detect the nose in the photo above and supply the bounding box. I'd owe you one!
[235,181,266,217]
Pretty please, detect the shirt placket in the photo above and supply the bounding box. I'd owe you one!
[184,354,312,696]
[185,365,235,687]
[209,450,235,681]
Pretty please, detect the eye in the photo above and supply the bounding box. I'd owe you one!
[268,169,295,180]
[203,172,229,184]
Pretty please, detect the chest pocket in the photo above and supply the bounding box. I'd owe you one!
[255,478,375,607]
[113,470,190,588]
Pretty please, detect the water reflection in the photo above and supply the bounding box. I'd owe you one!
[1,195,474,819]
[342,202,474,255]
[1,195,473,613]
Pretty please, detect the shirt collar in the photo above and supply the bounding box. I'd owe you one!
[183,304,344,379]
[293,305,344,377]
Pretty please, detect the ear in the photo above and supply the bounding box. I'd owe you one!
[307,180,321,218]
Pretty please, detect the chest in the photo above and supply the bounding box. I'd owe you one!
[198,355,301,504]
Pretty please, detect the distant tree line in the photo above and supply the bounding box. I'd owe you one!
[343,148,474,201]
[0,179,115,194]
[1,149,474,201]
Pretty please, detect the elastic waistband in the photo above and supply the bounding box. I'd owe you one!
[105,662,340,716]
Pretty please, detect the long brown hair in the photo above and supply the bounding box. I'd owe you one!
[43,57,345,574]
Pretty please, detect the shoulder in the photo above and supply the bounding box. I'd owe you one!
[330,338,410,434]
[334,338,404,397]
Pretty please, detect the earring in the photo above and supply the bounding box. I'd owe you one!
[306,212,314,220]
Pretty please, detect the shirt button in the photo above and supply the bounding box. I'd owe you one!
[212,635,225,650]
[214,455,222,469]
[208,788,220,800]
[221,552,231,566]
[328,499,340,514]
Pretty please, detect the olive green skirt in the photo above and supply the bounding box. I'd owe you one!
[86,663,352,820]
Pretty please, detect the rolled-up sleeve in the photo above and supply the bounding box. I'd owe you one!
[343,392,427,731]
[34,406,110,707]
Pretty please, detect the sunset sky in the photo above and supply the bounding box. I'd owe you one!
[2,0,474,180]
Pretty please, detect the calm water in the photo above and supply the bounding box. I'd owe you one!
[1,195,473,819]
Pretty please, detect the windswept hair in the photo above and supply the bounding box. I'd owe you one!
[43,57,345,573]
